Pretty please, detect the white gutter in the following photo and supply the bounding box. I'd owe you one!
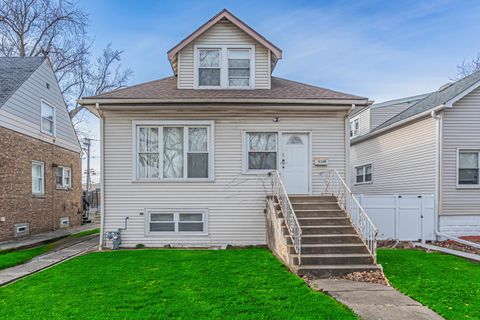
[431,108,443,242]
[352,104,447,145]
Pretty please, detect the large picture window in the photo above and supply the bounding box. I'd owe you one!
[147,209,207,234]
[136,123,212,180]
[245,132,277,172]
[458,150,480,185]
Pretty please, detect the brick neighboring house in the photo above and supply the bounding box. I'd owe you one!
[0,57,82,242]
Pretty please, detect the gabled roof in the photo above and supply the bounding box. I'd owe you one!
[372,70,480,133]
[0,57,45,108]
[351,70,480,144]
[167,9,282,74]
[80,76,367,103]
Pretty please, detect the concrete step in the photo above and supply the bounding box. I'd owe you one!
[290,243,370,254]
[286,234,362,245]
[296,264,381,278]
[292,203,341,210]
[289,196,337,203]
[293,254,374,266]
[298,225,357,235]
[298,217,350,226]
[295,209,346,218]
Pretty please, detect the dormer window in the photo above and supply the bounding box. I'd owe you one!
[195,46,254,89]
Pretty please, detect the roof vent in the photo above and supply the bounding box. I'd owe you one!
[438,82,453,91]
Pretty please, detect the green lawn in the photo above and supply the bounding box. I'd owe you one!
[0,249,357,320]
[0,228,99,271]
[378,248,480,320]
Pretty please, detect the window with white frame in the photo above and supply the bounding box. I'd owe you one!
[355,164,372,184]
[458,150,480,185]
[350,117,360,138]
[32,161,44,195]
[245,132,277,172]
[196,47,253,88]
[41,101,55,135]
[56,166,72,188]
[136,124,212,180]
[147,209,207,234]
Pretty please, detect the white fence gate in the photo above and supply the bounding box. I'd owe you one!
[356,194,435,241]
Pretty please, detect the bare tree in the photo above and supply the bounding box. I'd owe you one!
[0,0,131,124]
[453,53,480,80]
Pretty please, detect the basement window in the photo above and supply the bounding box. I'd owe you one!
[458,150,480,186]
[146,209,207,234]
[355,164,372,184]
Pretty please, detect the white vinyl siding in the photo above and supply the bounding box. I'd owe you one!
[442,87,480,215]
[0,61,80,153]
[177,20,270,89]
[370,104,411,130]
[351,116,436,194]
[32,161,45,195]
[103,110,347,247]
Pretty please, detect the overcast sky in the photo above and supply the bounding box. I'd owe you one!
[80,0,480,184]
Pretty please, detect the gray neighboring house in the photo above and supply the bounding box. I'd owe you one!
[350,71,480,241]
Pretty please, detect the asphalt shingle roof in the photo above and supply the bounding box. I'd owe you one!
[372,70,480,132]
[84,76,367,101]
[0,57,45,108]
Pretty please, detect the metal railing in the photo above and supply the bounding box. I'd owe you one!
[319,169,378,262]
[270,171,302,261]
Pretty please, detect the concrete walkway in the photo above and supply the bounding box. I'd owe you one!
[0,224,99,251]
[415,242,480,262]
[311,279,444,320]
[0,236,98,286]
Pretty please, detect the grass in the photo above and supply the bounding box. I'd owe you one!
[0,227,99,270]
[378,248,480,320]
[0,248,357,320]
[0,243,54,270]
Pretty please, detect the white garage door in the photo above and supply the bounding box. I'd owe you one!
[357,194,435,241]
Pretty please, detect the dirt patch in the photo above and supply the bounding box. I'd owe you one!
[377,240,416,249]
[335,270,389,286]
[430,240,480,255]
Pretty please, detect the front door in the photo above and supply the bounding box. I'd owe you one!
[280,133,310,194]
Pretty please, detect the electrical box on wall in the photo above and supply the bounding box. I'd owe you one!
[313,157,328,166]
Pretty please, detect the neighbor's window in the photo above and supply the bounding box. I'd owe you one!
[350,117,359,138]
[56,166,72,188]
[147,210,207,234]
[246,132,277,171]
[32,161,45,195]
[41,101,55,135]
[355,164,372,184]
[228,49,250,87]
[458,150,480,185]
[137,124,211,180]
[198,49,221,87]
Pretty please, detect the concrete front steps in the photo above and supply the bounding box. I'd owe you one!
[285,195,380,278]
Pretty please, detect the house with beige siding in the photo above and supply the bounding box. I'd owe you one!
[0,57,82,242]
[350,71,480,241]
[79,9,381,277]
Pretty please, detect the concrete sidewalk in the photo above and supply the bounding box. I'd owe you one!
[311,279,444,320]
[0,223,99,251]
[0,236,98,286]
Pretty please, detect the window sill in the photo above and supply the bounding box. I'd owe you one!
[355,181,373,186]
[456,185,480,189]
[145,232,209,237]
[31,194,46,198]
[243,170,275,175]
[56,187,72,191]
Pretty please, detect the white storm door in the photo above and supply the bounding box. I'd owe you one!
[280,133,310,194]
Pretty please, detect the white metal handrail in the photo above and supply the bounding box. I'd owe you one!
[319,169,378,262]
[270,171,302,259]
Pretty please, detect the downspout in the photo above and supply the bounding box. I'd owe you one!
[431,107,444,242]
[345,104,355,187]
[97,103,105,251]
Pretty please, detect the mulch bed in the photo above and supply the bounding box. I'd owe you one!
[430,240,480,255]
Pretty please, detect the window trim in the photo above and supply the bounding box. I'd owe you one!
[456,148,480,189]
[354,163,373,185]
[242,131,279,175]
[349,115,360,139]
[56,166,72,189]
[32,161,45,195]
[145,208,208,236]
[132,120,215,182]
[40,99,56,136]
[193,44,255,89]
